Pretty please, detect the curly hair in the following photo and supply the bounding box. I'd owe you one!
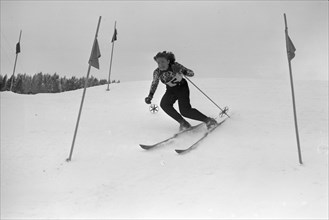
[153,51,176,64]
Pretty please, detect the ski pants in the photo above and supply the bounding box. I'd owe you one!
[160,79,208,124]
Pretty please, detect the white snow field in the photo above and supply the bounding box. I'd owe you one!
[1,78,328,219]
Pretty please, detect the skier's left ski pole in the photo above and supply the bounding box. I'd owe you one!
[183,75,230,118]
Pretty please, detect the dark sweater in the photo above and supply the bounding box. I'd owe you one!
[148,62,194,97]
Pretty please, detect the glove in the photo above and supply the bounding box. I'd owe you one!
[145,96,152,104]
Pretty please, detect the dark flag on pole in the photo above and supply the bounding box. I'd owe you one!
[16,42,21,54]
[107,21,117,91]
[88,39,101,69]
[67,16,102,162]
[286,34,296,61]
[111,28,117,43]
[284,13,303,165]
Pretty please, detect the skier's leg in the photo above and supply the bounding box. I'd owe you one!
[178,81,208,122]
[160,90,185,123]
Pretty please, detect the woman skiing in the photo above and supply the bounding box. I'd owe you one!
[145,51,217,131]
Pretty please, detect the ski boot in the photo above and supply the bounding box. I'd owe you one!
[204,117,218,129]
[179,120,192,131]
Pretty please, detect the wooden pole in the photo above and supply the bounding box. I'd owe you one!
[67,16,102,162]
[107,21,116,91]
[284,13,303,165]
[10,30,22,91]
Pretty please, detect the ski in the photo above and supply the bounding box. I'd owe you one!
[175,117,228,154]
[140,122,205,150]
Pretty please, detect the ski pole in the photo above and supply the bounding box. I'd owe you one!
[183,75,230,118]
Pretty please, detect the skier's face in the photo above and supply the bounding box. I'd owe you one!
[156,57,170,71]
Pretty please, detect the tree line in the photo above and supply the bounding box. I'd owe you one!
[0,73,120,94]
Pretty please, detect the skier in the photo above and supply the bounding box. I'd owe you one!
[145,51,218,131]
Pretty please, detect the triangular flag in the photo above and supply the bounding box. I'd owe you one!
[111,28,117,43]
[89,39,101,69]
[16,42,21,54]
[286,34,296,61]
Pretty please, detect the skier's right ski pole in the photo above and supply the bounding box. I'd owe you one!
[183,75,230,118]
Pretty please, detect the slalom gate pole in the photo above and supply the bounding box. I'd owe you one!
[284,13,303,165]
[183,75,230,118]
[10,30,22,91]
[107,21,116,91]
[66,16,102,162]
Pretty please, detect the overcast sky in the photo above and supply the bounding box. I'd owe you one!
[1,1,328,81]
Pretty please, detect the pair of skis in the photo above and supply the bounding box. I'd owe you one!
[139,116,228,154]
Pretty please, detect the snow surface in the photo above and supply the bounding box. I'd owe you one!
[1,78,328,219]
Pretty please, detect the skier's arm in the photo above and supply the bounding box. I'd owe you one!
[175,62,194,77]
[148,69,160,98]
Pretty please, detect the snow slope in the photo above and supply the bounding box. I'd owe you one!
[1,78,328,219]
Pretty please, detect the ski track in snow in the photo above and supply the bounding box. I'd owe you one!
[1,78,328,219]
